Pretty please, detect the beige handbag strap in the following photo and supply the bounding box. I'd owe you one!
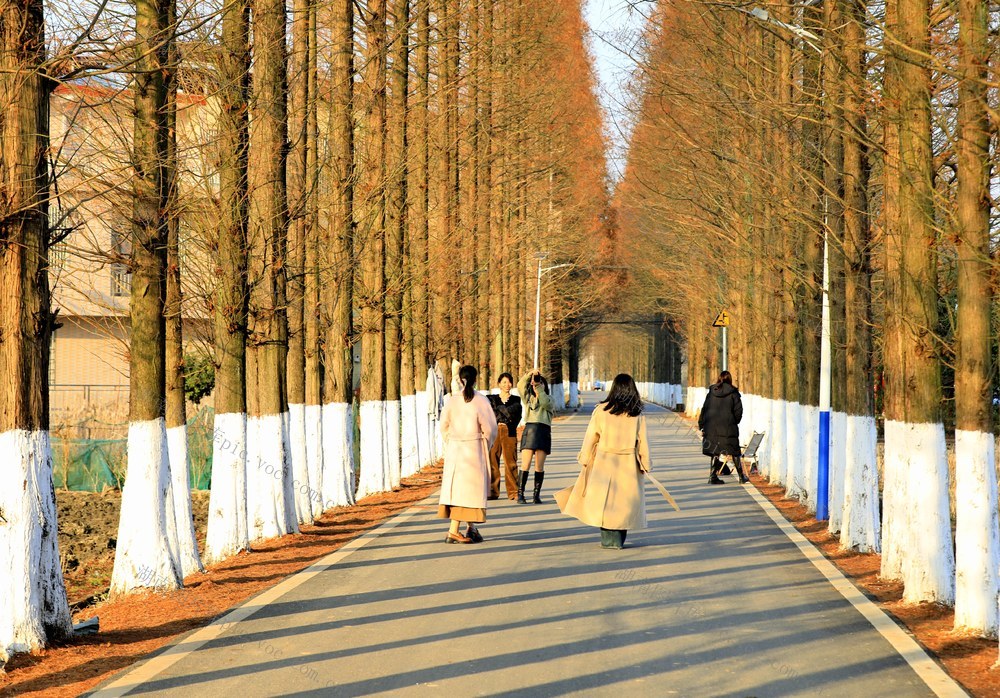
[637,415,681,512]
[645,471,681,512]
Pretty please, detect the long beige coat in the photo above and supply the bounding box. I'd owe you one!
[556,408,651,530]
[439,392,498,510]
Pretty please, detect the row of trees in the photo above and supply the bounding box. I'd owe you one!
[0,0,611,661]
[619,0,1000,638]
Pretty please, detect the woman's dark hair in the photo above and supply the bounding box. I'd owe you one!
[497,372,514,385]
[602,373,643,417]
[717,370,733,386]
[531,372,549,395]
[459,364,478,402]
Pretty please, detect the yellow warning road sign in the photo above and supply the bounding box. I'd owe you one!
[712,310,730,327]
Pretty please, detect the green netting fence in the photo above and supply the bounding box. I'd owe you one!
[52,407,215,491]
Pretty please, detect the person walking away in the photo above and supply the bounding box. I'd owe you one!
[698,370,747,484]
[439,365,498,543]
[556,373,650,549]
[516,370,553,503]
[488,372,522,500]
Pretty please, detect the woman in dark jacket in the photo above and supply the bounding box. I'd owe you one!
[488,372,522,500]
[698,371,748,485]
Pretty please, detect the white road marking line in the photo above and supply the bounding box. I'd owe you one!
[89,497,436,697]
[744,484,969,698]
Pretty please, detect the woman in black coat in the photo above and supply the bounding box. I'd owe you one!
[698,371,748,484]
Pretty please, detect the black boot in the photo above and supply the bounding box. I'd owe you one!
[517,470,530,503]
[532,471,545,504]
[708,458,724,485]
[601,528,625,549]
[735,458,749,484]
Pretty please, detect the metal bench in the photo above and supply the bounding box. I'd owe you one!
[742,431,765,474]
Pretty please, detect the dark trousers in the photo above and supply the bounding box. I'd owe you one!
[711,456,746,479]
[600,528,627,548]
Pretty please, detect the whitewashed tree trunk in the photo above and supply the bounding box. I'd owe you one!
[281,412,299,533]
[306,404,324,519]
[840,414,880,552]
[768,400,787,485]
[386,400,402,488]
[322,402,356,508]
[569,382,580,407]
[205,412,249,564]
[739,394,754,446]
[801,405,819,512]
[247,414,296,542]
[401,393,420,476]
[828,411,848,533]
[955,430,999,635]
[550,382,566,411]
[756,397,773,474]
[358,401,389,498]
[0,431,72,662]
[166,425,203,577]
[785,402,804,500]
[111,419,182,595]
[881,420,908,582]
[893,421,954,604]
[288,403,313,524]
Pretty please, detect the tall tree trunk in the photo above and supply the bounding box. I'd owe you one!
[953,0,997,635]
[410,0,434,468]
[164,2,203,574]
[825,4,850,534]
[247,0,297,540]
[321,0,357,508]
[568,332,580,407]
[477,0,494,384]
[839,0,880,554]
[357,0,389,499]
[797,0,824,515]
[287,0,313,524]
[0,0,73,657]
[879,0,906,583]
[304,0,324,519]
[205,0,251,564]
[884,0,953,604]
[386,0,408,486]
[432,0,458,374]
[768,17,790,487]
[111,0,183,595]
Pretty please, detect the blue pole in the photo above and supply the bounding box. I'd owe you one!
[816,215,832,521]
[817,410,830,520]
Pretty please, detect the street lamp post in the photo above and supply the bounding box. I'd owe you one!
[532,254,572,370]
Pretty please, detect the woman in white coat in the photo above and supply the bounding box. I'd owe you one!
[438,364,498,544]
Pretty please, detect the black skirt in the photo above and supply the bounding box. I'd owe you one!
[520,423,551,454]
[702,434,741,458]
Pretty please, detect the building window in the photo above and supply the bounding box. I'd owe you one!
[110,230,131,297]
[49,333,56,386]
[48,201,76,273]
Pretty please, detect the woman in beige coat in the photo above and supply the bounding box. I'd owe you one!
[556,373,651,549]
[438,364,498,544]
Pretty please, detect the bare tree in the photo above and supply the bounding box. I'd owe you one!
[320,0,357,508]
[110,0,183,595]
[952,0,997,636]
[0,0,73,659]
[205,0,252,564]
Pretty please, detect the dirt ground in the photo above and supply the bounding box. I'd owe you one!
[0,463,443,698]
[57,490,211,608]
[751,475,1000,698]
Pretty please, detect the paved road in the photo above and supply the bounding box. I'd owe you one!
[92,393,955,697]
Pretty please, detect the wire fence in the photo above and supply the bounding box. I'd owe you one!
[51,407,215,491]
